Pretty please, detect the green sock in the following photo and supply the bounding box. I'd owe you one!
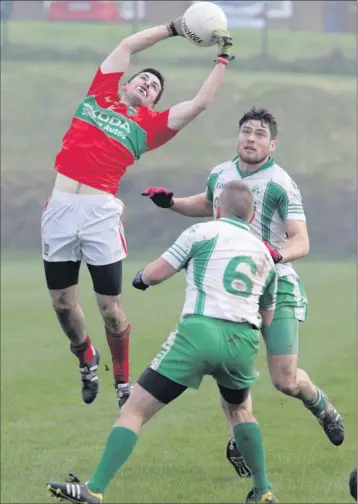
[88,426,138,494]
[304,388,327,416]
[233,422,270,493]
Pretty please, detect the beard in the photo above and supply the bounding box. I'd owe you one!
[239,149,268,165]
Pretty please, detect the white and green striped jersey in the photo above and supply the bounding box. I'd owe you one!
[206,156,305,277]
[161,217,278,328]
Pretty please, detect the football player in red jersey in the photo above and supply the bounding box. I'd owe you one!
[41,18,234,409]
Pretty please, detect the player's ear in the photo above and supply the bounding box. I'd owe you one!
[215,205,222,219]
[123,82,128,92]
[269,139,276,154]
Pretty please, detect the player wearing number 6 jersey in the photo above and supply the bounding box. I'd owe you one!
[142,107,344,474]
[41,18,234,409]
[47,181,279,504]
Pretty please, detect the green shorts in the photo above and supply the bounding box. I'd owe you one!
[262,274,308,356]
[150,315,260,390]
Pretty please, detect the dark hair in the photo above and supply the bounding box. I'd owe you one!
[127,67,165,105]
[239,107,278,139]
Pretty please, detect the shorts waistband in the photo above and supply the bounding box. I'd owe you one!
[183,314,259,330]
[50,189,118,205]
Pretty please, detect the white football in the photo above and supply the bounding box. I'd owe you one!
[181,1,228,48]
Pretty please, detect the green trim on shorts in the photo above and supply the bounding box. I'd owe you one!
[261,275,307,355]
[261,315,299,355]
[275,275,308,321]
[150,315,260,390]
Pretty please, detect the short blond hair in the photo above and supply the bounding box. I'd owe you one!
[218,181,254,222]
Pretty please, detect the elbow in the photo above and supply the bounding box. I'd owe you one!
[195,103,209,114]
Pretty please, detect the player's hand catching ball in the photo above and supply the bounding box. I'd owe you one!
[141,187,174,208]
[263,241,283,264]
[167,16,184,37]
[132,270,150,291]
[214,29,235,64]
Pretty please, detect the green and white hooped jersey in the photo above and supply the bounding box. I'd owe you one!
[206,156,305,278]
[161,217,278,328]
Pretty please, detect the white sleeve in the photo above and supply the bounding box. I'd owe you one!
[161,225,197,271]
[279,178,306,222]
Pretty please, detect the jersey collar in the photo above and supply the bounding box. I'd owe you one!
[234,156,275,178]
[219,216,250,232]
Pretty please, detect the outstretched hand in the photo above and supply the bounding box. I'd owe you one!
[132,270,150,291]
[167,16,184,37]
[141,187,174,209]
[214,29,235,63]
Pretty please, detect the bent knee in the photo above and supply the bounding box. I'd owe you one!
[272,377,298,396]
[96,294,127,331]
[100,301,125,322]
[222,394,255,425]
[268,355,298,396]
[51,290,77,313]
[233,407,254,424]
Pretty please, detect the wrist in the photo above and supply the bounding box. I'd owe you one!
[167,21,178,37]
[216,56,230,67]
[141,270,151,286]
[276,249,284,263]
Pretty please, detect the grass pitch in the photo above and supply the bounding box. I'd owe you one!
[1,257,356,503]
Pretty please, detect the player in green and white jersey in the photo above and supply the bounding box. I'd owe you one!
[142,107,344,475]
[47,182,278,504]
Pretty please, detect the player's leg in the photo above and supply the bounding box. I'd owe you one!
[81,195,131,408]
[214,321,276,502]
[42,193,99,404]
[219,389,277,503]
[226,393,253,478]
[86,372,186,498]
[44,261,100,404]
[87,260,132,408]
[263,304,344,446]
[47,368,187,503]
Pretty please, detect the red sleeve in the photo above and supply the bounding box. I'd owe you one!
[86,67,124,99]
[146,109,179,152]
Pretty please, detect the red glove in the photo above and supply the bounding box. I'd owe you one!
[141,187,174,208]
[263,241,283,264]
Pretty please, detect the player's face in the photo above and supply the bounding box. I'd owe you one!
[124,72,162,107]
[237,120,276,165]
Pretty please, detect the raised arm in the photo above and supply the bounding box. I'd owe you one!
[167,30,234,130]
[167,62,227,130]
[101,25,172,75]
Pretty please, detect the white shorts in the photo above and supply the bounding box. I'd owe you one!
[41,190,127,265]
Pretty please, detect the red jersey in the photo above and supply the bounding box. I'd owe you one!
[55,68,179,194]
